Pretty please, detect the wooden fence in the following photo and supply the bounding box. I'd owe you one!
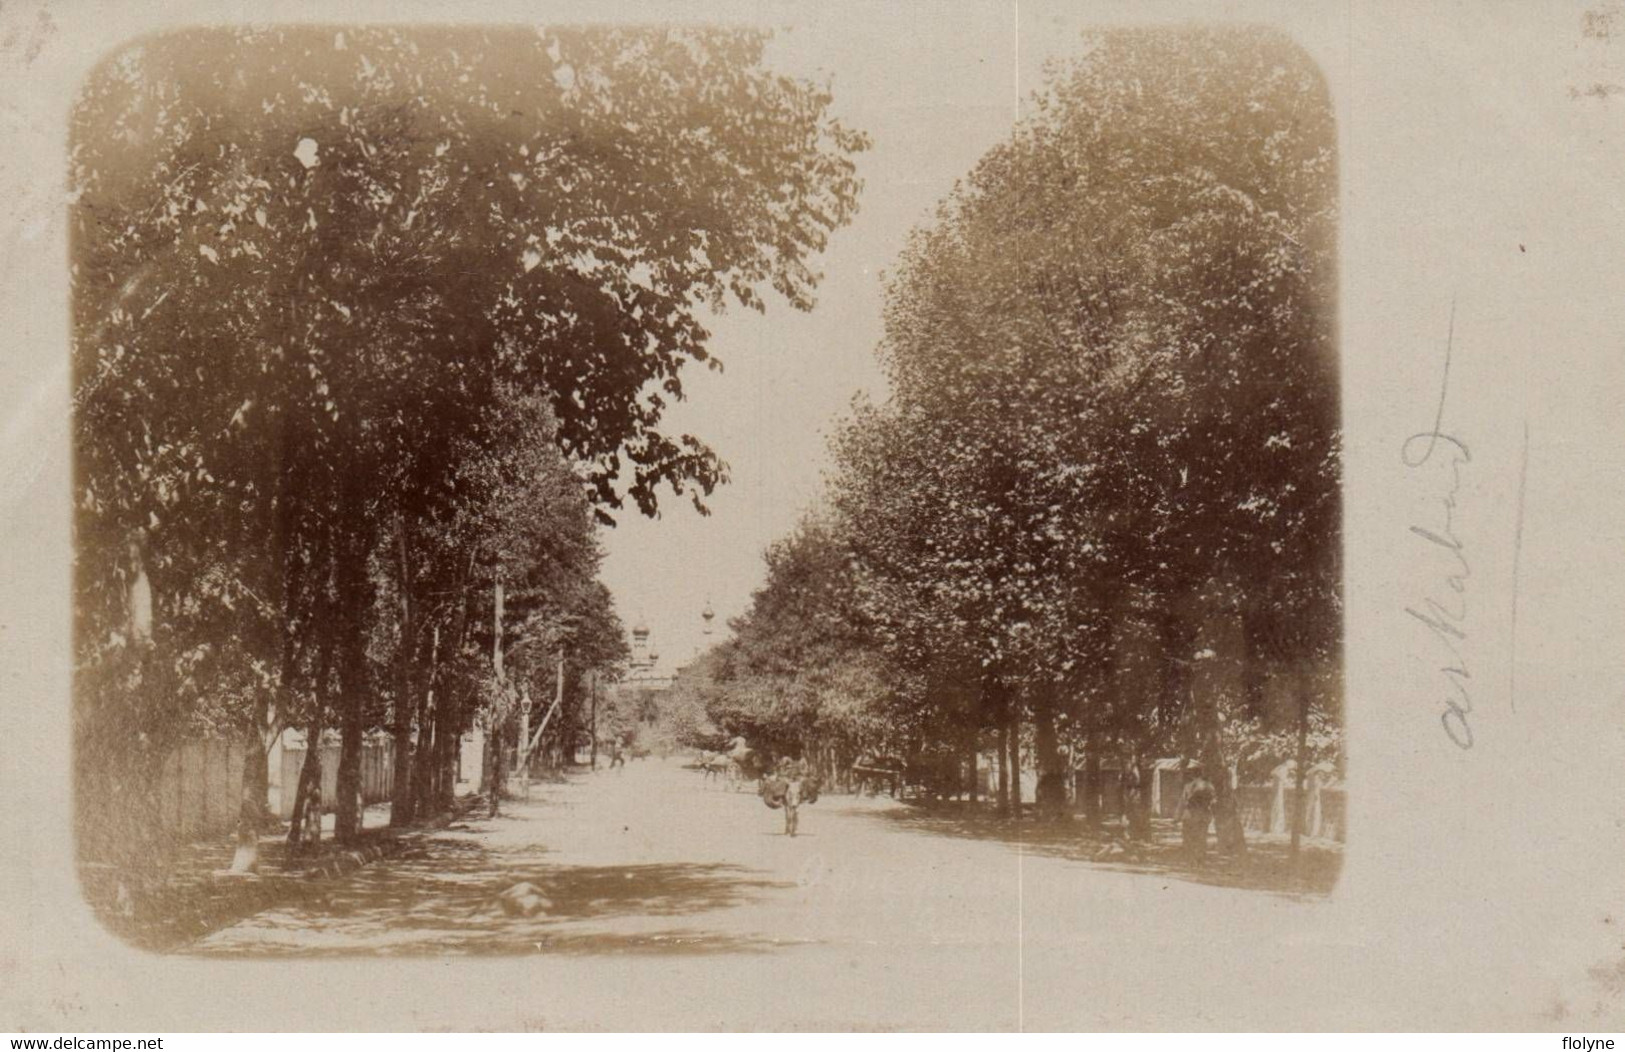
[146,736,397,841]
[276,739,395,818]
[1074,764,1346,843]
[153,738,248,840]
[1236,784,1346,843]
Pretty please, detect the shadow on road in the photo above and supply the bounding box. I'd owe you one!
[80,821,407,953]
[202,924,794,959]
[193,828,796,957]
[864,802,1342,898]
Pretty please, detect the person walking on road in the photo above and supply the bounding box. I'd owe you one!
[782,771,803,837]
[762,757,817,837]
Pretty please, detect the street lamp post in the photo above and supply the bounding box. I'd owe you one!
[518,688,533,802]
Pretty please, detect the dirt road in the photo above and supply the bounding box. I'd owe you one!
[188,757,1375,1029]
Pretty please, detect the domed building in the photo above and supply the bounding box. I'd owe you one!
[622,599,718,690]
[624,615,666,688]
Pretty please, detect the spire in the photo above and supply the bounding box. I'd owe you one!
[630,613,651,670]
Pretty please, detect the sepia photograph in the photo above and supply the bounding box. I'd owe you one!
[4,0,1625,1037]
[66,18,1341,960]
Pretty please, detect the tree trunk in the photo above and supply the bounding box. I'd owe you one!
[390,687,417,827]
[1291,676,1311,857]
[996,722,1010,814]
[1201,732,1247,855]
[965,729,979,804]
[412,714,437,818]
[1207,620,1251,856]
[434,684,458,811]
[436,551,477,811]
[1157,605,1244,851]
[389,703,419,826]
[229,688,275,873]
[411,625,441,819]
[486,713,506,817]
[1158,608,1196,748]
[332,495,370,843]
[390,521,417,828]
[333,713,363,842]
[1193,667,1247,857]
[478,717,494,796]
[288,617,336,852]
[286,713,324,852]
[1083,735,1103,831]
[1001,712,1014,819]
[985,674,1015,816]
[1033,696,1068,820]
[240,387,292,871]
[332,619,367,842]
[1083,603,1118,831]
[228,769,265,874]
[413,703,438,818]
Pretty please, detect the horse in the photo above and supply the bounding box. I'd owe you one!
[731,750,772,792]
[696,752,733,787]
[720,737,771,792]
[761,768,820,836]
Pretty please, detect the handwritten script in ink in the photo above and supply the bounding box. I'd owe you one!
[1403,302,1473,749]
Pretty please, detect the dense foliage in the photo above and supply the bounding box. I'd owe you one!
[677,28,1342,841]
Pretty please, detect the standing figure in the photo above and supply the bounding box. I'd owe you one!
[761,758,815,837]
[1177,761,1216,864]
[1123,753,1152,842]
[782,773,803,837]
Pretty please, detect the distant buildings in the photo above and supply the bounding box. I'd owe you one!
[622,599,716,691]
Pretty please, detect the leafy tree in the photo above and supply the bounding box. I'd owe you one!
[662,513,899,783]
[71,25,868,867]
[829,26,1339,836]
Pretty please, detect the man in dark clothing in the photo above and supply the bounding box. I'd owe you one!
[1177,762,1216,864]
[1123,755,1152,842]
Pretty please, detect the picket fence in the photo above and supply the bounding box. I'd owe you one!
[146,736,397,840]
[275,739,396,819]
[1077,764,1346,843]
[152,738,249,840]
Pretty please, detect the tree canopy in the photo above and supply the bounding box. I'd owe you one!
[677,27,1341,832]
[72,25,868,866]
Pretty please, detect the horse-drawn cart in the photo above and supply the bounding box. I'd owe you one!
[850,756,905,798]
[852,751,967,801]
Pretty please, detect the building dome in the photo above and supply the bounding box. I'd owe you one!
[632,619,650,640]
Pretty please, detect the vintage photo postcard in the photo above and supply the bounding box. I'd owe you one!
[2,0,1623,1033]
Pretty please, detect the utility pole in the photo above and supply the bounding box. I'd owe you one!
[555,645,566,767]
[492,578,504,677]
[589,669,598,770]
[1291,675,1309,859]
[489,576,505,815]
[517,689,532,802]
